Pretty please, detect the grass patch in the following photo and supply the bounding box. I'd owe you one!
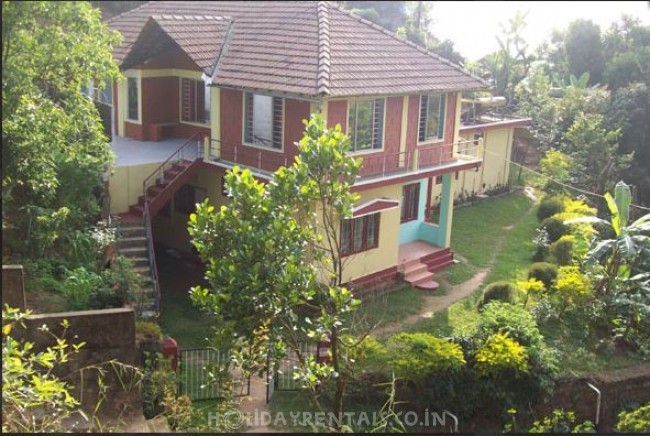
[441,262,477,285]
[350,285,424,333]
[405,193,538,337]
[451,192,533,268]
[482,204,539,285]
[405,288,482,337]
[159,285,217,348]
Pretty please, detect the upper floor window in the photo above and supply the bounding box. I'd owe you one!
[348,98,384,151]
[341,213,380,255]
[418,94,446,142]
[127,77,139,121]
[181,78,210,124]
[244,93,283,149]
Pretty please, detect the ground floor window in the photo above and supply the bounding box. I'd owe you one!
[341,213,380,255]
[401,183,420,222]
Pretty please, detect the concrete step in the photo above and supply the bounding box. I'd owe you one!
[403,261,428,277]
[413,279,440,291]
[128,256,150,267]
[133,265,151,275]
[427,259,454,272]
[118,246,148,258]
[119,236,147,249]
[119,226,145,238]
[405,270,435,285]
[129,204,144,216]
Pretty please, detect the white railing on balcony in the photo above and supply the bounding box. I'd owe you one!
[208,138,482,180]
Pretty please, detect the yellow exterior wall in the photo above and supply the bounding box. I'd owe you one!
[340,184,401,283]
[152,165,228,253]
[108,162,160,214]
[429,126,514,205]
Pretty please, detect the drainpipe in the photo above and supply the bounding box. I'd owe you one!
[586,381,601,428]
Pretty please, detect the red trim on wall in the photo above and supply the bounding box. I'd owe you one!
[352,199,400,217]
[349,266,399,288]
[351,161,482,192]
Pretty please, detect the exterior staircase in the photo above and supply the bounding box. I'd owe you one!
[129,158,199,218]
[401,247,454,290]
[117,220,157,319]
[116,134,205,318]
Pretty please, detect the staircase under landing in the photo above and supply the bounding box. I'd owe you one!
[399,241,454,290]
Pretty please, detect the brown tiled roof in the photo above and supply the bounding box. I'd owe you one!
[108,1,488,97]
[122,15,232,73]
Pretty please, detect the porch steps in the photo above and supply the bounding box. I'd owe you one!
[421,248,454,272]
[116,219,157,319]
[402,258,440,290]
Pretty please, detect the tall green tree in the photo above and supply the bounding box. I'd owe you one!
[477,11,534,104]
[189,115,366,424]
[2,1,121,257]
[564,19,605,86]
[602,16,650,91]
[605,82,650,206]
[562,113,632,196]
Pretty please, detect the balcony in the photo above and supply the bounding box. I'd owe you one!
[206,138,482,183]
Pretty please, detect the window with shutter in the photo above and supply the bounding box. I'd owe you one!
[348,98,385,152]
[418,94,446,142]
[244,92,283,149]
[181,78,210,124]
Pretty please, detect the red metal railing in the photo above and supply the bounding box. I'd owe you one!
[140,132,204,314]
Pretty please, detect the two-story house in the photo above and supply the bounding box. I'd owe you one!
[105,1,494,305]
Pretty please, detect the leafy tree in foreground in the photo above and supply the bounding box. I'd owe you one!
[2,1,121,258]
[189,115,366,423]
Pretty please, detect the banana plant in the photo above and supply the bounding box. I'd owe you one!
[567,181,650,296]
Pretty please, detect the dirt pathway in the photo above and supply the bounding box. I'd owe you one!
[374,189,539,338]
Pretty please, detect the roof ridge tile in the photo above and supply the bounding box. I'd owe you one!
[317,1,331,96]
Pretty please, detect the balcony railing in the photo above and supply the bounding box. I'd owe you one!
[210,139,290,175]
[208,138,482,180]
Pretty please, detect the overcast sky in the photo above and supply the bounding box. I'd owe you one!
[430,1,650,61]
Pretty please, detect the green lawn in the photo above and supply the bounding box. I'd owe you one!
[159,283,217,349]
[440,262,477,285]
[350,285,424,333]
[450,192,533,267]
[407,192,537,337]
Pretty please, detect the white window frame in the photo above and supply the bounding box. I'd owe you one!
[347,97,386,154]
[417,93,447,145]
[242,92,284,152]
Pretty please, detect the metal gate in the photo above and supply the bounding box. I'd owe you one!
[274,342,317,391]
[178,348,249,401]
